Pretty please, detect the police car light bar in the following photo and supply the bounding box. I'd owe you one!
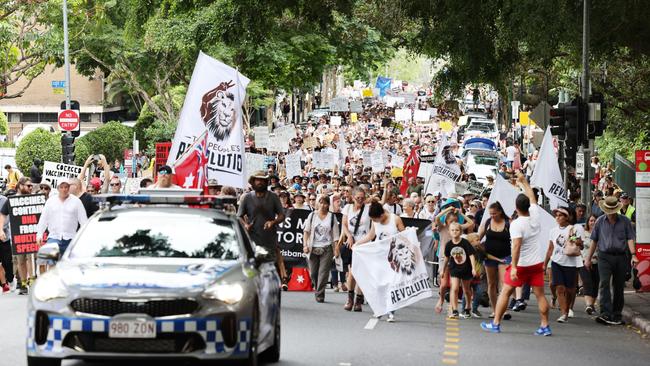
[95,194,237,209]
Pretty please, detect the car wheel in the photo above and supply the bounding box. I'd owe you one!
[242,304,259,366]
[27,356,61,366]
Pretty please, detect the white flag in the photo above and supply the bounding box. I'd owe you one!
[167,52,250,188]
[352,228,433,316]
[530,127,568,209]
[480,175,558,255]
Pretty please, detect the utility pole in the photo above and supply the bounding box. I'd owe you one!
[581,0,592,209]
[61,0,75,164]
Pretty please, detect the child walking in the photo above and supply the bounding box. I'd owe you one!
[443,222,477,319]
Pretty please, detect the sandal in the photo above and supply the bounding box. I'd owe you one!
[435,299,443,314]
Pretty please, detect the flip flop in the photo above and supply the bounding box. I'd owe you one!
[435,300,443,314]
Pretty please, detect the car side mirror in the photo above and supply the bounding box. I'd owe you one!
[253,245,272,267]
[37,243,60,263]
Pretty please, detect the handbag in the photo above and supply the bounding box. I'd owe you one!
[563,226,581,257]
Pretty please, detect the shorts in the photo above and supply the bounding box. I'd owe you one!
[579,265,600,297]
[340,245,353,267]
[450,271,473,281]
[551,262,578,288]
[504,263,544,288]
[14,253,34,265]
[484,255,512,268]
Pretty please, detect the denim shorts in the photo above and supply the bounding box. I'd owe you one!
[47,238,72,255]
[484,255,512,268]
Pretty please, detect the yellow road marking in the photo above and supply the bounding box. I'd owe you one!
[446,332,460,337]
[443,351,459,356]
[447,327,460,331]
[445,337,460,343]
[442,358,458,364]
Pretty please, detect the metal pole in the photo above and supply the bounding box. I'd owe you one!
[581,0,592,208]
[63,0,71,110]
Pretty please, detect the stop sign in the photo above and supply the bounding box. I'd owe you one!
[58,109,80,131]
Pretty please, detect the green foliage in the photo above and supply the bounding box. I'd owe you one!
[75,121,133,165]
[15,129,61,175]
[0,111,8,135]
[134,85,186,150]
[143,119,177,157]
[595,130,647,163]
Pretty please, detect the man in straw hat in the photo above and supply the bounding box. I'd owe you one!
[237,171,287,281]
[585,195,638,326]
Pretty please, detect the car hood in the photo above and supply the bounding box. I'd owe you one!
[56,257,241,291]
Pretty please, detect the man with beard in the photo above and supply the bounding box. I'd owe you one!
[238,171,286,281]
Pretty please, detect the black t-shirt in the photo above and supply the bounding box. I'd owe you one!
[30,165,42,184]
[79,192,99,218]
[237,191,284,253]
[445,238,475,277]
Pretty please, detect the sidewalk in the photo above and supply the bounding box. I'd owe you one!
[623,284,650,336]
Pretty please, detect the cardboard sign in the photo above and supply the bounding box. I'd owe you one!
[8,194,46,255]
[42,161,83,189]
[253,126,270,149]
[350,113,358,123]
[439,121,453,132]
[302,136,318,150]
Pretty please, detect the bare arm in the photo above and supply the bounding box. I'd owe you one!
[511,237,522,268]
[459,212,474,231]
[355,224,375,246]
[395,216,406,232]
[478,221,487,241]
[544,241,553,270]
[516,171,536,205]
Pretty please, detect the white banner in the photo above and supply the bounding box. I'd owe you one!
[245,152,266,173]
[285,153,302,179]
[395,108,412,122]
[42,161,83,189]
[424,135,461,197]
[253,126,269,149]
[530,127,567,209]
[352,228,433,316]
[167,52,250,188]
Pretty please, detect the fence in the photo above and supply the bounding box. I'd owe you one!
[614,153,635,198]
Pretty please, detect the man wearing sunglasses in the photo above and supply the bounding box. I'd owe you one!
[152,165,181,189]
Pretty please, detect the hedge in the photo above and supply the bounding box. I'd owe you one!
[75,121,133,165]
[15,129,61,174]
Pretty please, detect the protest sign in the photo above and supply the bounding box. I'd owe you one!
[350,100,363,113]
[124,178,143,194]
[253,126,270,149]
[352,228,433,316]
[401,217,435,258]
[313,151,336,170]
[371,151,385,173]
[302,136,318,150]
[277,210,310,267]
[391,154,405,168]
[330,115,342,126]
[8,194,46,255]
[414,109,431,122]
[395,108,412,122]
[245,152,266,172]
[329,97,349,112]
[285,153,302,178]
[362,151,372,168]
[350,113,358,123]
[42,161,83,189]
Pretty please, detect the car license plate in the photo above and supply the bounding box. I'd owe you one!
[108,319,156,338]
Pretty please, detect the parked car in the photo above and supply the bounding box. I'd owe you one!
[463,118,499,142]
[462,138,500,185]
[27,195,281,366]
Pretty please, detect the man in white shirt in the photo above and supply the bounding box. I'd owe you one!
[481,171,551,336]
[36,178,88,255]
[505,142,519,169]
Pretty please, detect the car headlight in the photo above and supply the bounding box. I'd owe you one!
[202,283,244,304]
[33,273,68,302]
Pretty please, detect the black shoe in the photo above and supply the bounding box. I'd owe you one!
[512,300,527,312]
[503,312,512,320]
[18,286,28,295]
[596,314,621,325]
[507,298,517,310]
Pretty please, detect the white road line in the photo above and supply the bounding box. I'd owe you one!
[364,318,379,330]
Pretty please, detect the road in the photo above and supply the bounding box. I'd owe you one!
[1,288,649,366]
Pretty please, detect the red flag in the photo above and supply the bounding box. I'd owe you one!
[173,131,209,189]
[400,146,421,196]
[287,267,313,291]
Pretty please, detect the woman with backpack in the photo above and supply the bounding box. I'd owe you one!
[303,196,340,303]
[478,202,513,319]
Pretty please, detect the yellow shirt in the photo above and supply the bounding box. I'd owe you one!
[7,170,20,190]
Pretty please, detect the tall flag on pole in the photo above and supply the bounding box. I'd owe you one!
[400,146,421,196]
[167,51,251,188]
[173,131,209,189]
[530,127,568,209]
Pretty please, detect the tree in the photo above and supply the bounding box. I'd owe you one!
[0,111,8,136]
[0,0,60,100]
[15,128,61,174]
[75,121,133,165]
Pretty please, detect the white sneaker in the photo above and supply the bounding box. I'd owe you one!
[568,309,575,318]
[557,314,568,323]
[387,313,395,322]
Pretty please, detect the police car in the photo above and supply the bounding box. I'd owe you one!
[27,195,281,366]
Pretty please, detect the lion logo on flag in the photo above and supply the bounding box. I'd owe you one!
[200,80,238,142]
[387,236,417,275]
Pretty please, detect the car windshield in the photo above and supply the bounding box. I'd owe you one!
[470,154,499,166]
[468,122,496,132]
[69,211,241,260]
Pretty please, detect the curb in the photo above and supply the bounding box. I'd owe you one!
[622,306,650,336]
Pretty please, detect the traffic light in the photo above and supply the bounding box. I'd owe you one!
[588,92,606,139]
[61,134,75,165]
[549,104,567,137]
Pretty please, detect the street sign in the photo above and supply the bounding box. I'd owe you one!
[575,151,585,179]
[636,150,650,187]
[529,102,551,130]
[511,101,520,120]
[58,109,80,132]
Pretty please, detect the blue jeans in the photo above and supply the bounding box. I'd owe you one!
[47,238,72,255]
[461,281,486,311]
